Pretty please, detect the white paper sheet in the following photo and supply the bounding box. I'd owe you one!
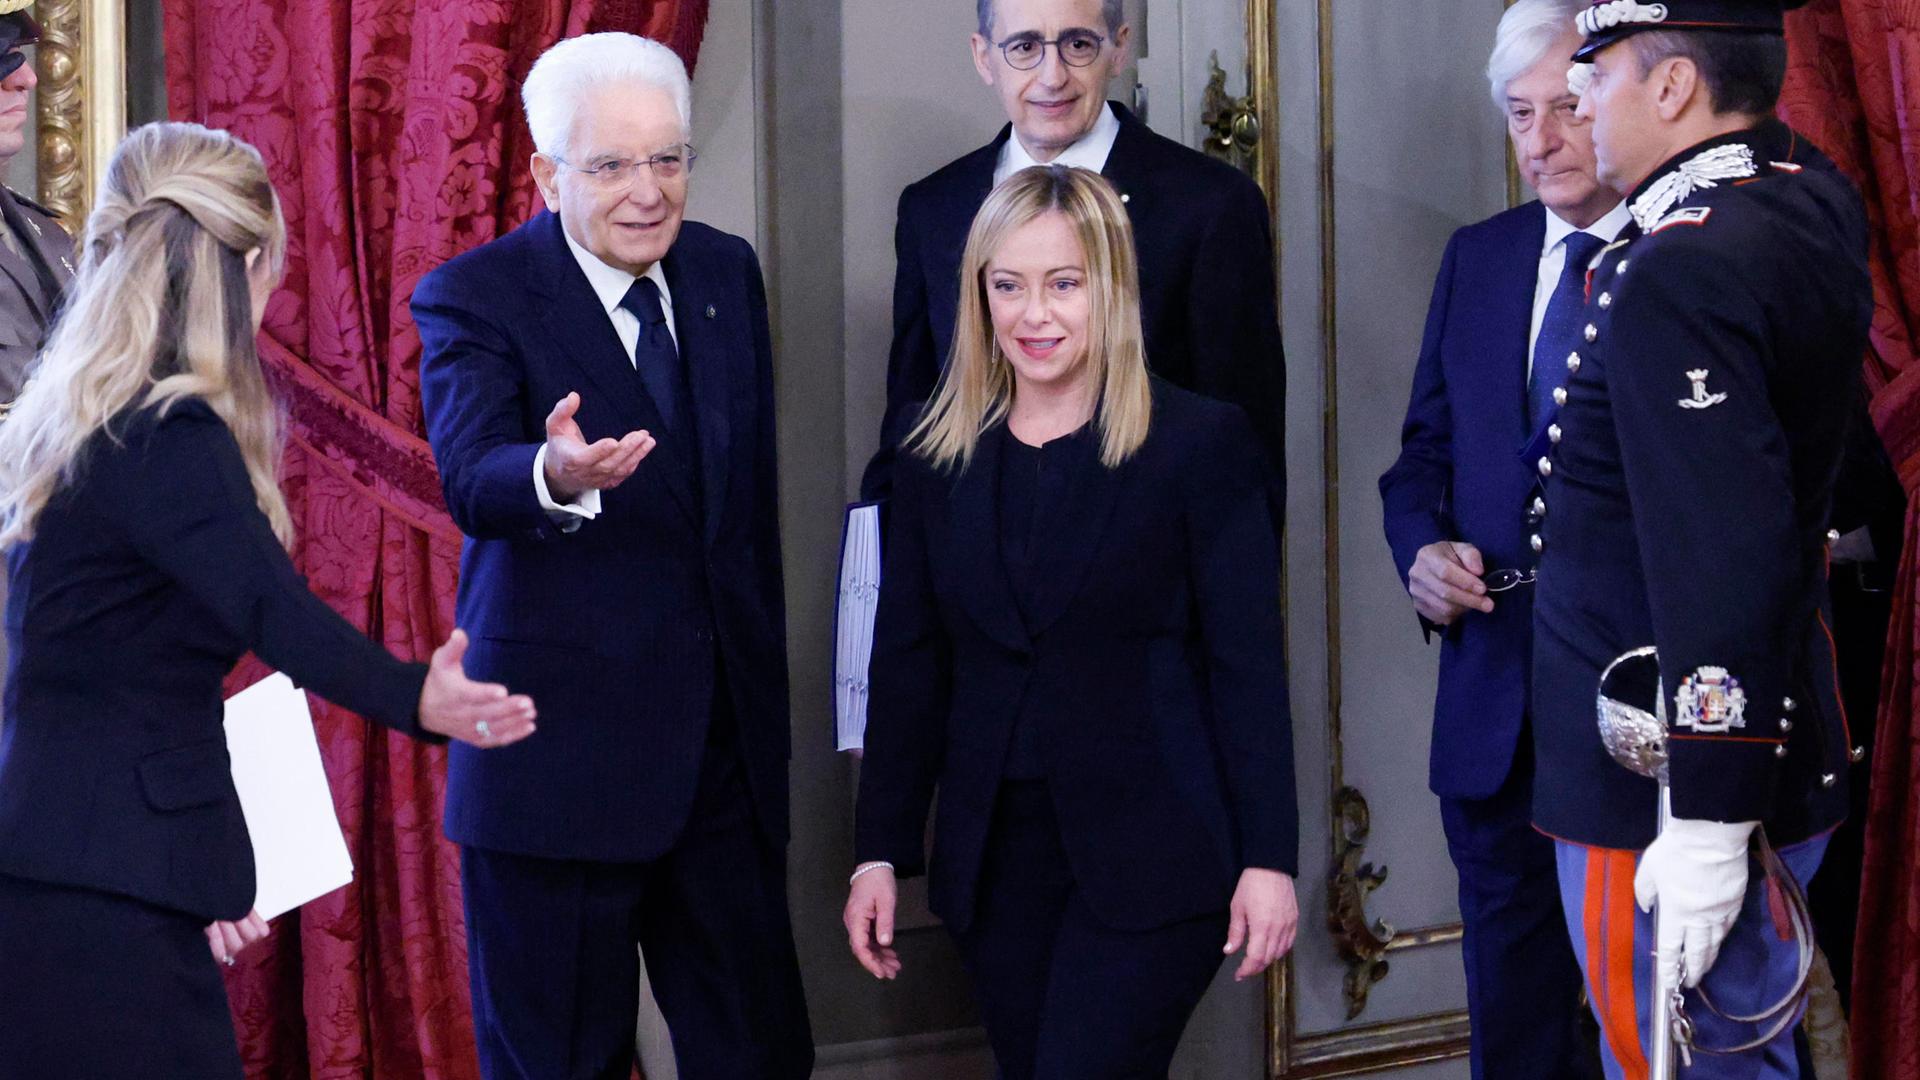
[834,503,883,751]
[223,674,354,920]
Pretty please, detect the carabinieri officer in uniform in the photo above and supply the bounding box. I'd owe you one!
[1531,2,1871,1076]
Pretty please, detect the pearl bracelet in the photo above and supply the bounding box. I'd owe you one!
[848,861,894,885]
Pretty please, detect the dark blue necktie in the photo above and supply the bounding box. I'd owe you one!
[618,277,689,436]
[1529,231,1605,431]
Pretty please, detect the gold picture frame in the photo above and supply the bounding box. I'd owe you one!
[34,0,125,231]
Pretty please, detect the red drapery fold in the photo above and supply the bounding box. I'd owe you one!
[161,1,706,1074]
[1779,3,1920,1077]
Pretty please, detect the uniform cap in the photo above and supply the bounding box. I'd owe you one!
[1572,0,1812,62]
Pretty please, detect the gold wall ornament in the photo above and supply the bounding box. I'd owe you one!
[1325,786,1394,1020]
[34,0,126,232]
[1200,50,1260,169]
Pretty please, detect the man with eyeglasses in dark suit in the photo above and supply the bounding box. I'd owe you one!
[858,0,1286,503]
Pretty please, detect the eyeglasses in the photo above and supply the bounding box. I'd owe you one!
[553,144,697,190]
[996,30,1106,70]
[1484,569,1536,593]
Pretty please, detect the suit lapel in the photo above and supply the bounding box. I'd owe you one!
[1098,103,1153,215]
[663,250,734,543]
[528,213,698,526]
[934,427,1032,656]
[1014,432,1123,639]
[1501,206,1548,447]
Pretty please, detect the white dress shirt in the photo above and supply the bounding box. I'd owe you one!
[993,101,1123,186]
[532,228,678,521]
[1528,200,1632,377]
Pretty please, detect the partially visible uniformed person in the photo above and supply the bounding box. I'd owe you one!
[0,0,74,409]
[0,0,73,691]
[1533,2,1870,1076]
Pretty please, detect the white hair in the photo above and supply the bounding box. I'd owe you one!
[522,32,692,159]
[1487,0,1588,108]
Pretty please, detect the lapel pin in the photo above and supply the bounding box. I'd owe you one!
[705,304,717,319]
[1120,193,1130,204]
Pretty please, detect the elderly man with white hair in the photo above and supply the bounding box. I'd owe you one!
[1378,1,1621,1075]
[414,32,811,1079]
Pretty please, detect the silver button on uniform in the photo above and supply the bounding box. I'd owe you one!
[1584,324,1598,343]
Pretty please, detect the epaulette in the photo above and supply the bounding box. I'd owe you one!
[5,185,61,222]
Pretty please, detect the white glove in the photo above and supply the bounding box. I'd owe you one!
[1633,816,1758,990]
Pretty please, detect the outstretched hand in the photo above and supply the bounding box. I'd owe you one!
[418,630,537,748]
[542,392,654,502]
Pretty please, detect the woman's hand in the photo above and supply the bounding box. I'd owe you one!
[843,864,902,980]
[205,909,270,967]
[419,630,537,748]
[1225,868,1299,981]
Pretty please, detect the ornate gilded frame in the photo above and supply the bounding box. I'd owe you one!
[34,0,125,230]
[1245,0,1476,1073]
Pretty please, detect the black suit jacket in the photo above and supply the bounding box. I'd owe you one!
[415,212,791,861]
[855,383,1296,933]
[859,104,1285,501]
[0,400,431,922]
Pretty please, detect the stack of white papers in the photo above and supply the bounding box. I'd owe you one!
[834,503,883,751]
[223,674,355,920]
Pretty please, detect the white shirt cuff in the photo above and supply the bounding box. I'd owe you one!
[533,444,602,520]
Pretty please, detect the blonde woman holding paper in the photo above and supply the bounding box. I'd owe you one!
[0,122,535,1079]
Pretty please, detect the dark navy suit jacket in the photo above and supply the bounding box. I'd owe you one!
[855,383,1296,934]
[0,400,431,922]
[1379,202,1547,802]
[859,104,1285,501]
[415,211,790,861]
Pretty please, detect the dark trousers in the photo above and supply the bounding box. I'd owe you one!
[951,780,1228,1080]
[0,872,244,1080]
[461,721,812,1080]
[1439,741,1599,1080]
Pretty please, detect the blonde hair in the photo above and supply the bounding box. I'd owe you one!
[908,165,1152,472]
[0,121,290,546]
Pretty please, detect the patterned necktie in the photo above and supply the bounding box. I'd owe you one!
[1529,230,1606,432]
[618,277,689,436]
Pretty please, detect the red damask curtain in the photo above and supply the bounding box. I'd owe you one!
[161,1,705,1074]
[1778,3,1920,1077]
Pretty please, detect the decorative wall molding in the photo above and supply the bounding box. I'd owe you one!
[34,0,124,231]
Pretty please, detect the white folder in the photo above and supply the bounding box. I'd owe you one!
[834,503,883,751]
[223,674,354,920]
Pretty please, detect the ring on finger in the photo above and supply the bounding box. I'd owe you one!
[476,719,492,740]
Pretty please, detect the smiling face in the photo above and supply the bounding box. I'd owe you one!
[971,0,1130,163]
[0,51,35,165]
[530,80,687,275]
[1506,29,1616,228]
[986,210,1094,399]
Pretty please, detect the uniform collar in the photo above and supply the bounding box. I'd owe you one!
[996,101,1123,184]
[1542,200,1633,257]
[561,222,673,319]
[1624,120,1795,231]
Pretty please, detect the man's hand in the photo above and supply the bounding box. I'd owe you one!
[1634,817,1757,990]
[542,392,655,503]
[419,630,538,749]
[843,865,902,980]
[205,910,270,967]
[1225,868,1299,981]
[1408,541,1493,625]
